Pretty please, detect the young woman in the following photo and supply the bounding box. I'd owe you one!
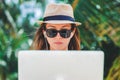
[31,3,81,50]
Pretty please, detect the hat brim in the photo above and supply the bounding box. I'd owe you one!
[37,20,81,26]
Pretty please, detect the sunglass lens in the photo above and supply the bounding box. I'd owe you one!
[46,29,57,38]
[60,29,71,38]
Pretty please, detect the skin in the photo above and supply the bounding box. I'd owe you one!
[43,23,76,50]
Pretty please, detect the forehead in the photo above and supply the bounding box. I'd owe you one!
[46,23,71,29]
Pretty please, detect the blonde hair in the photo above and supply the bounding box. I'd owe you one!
[30,23,80,50]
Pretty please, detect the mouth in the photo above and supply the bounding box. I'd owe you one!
[54,42,63,44]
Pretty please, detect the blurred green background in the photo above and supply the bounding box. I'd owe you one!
[0,0,120,80]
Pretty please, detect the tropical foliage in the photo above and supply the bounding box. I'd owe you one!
[0,0,120,80]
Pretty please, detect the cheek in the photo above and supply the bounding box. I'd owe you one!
[62,38,71,44]
[46,38,53,45]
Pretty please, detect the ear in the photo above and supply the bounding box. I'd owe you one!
[43,30,47,38]
[70,28,76,38]
[70,32,74,38]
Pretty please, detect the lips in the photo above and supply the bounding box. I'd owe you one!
[54,42,63,44]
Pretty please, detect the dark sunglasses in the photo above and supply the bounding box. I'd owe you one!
[45,29,72,38]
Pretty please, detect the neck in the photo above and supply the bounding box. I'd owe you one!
[50,47,68,50]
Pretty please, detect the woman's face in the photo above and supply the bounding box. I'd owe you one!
[43,23,75,50]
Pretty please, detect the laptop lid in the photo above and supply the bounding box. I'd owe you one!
[18,50,104,80]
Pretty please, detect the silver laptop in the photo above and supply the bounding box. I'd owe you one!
[18,50,104,80]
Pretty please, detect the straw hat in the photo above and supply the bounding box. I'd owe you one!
[38,3,81,26]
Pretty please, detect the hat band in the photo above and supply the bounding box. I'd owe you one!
[43,15,75,22]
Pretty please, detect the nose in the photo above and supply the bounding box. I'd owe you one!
[55,32,62,38]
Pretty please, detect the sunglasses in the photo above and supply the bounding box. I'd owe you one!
[45,29,72,38]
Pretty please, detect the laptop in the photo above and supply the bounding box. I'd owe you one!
[18,50,104,80]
